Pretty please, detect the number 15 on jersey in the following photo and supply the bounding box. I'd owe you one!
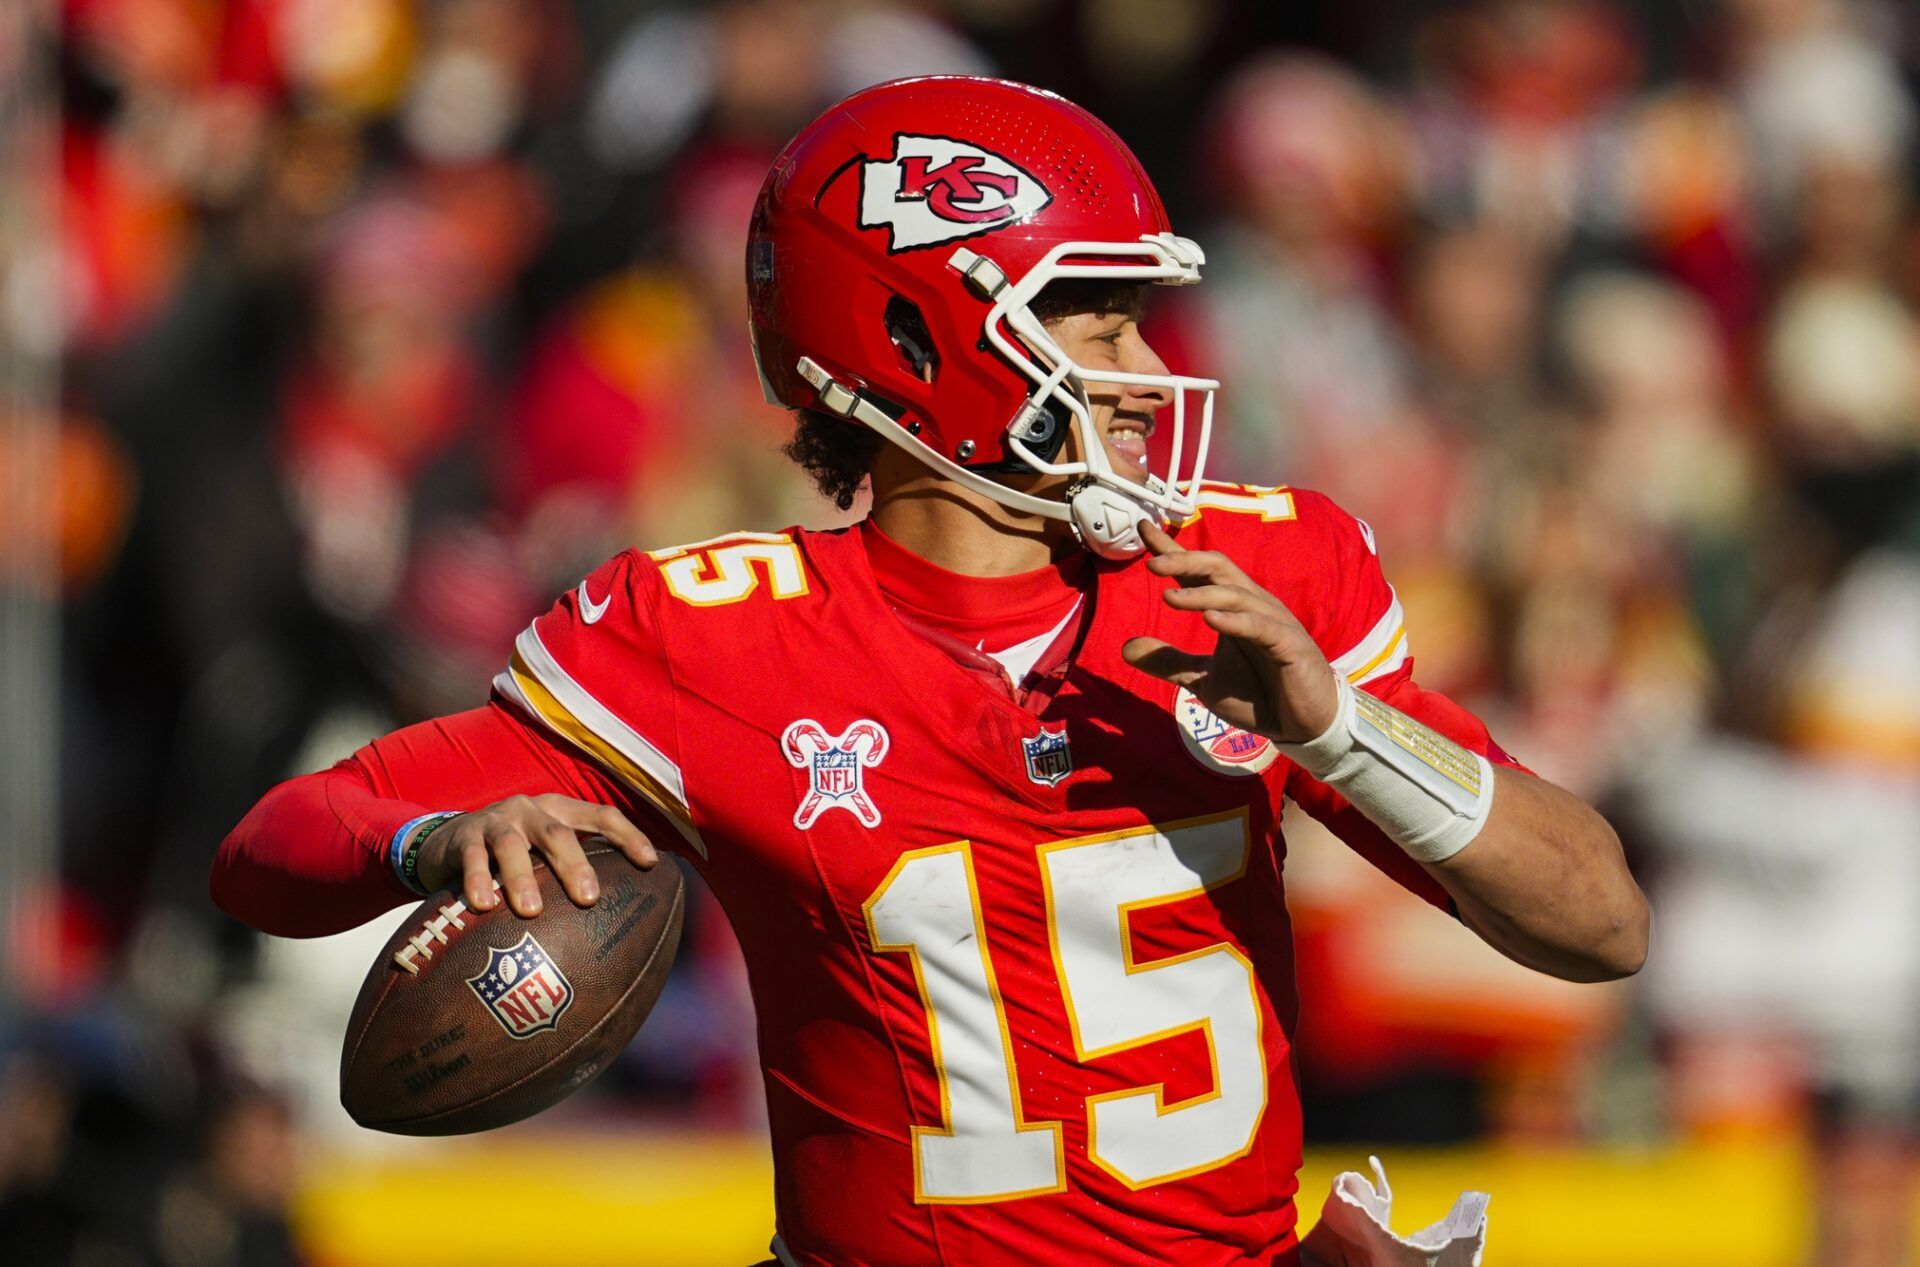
[863,812,1268,1203]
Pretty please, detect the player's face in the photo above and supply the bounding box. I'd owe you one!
[1040,295,1174,487]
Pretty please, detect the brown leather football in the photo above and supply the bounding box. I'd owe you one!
[340,844,684,1135]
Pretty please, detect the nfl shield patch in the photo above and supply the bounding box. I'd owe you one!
[1022,726,1072,787]
[467,932,574,1039]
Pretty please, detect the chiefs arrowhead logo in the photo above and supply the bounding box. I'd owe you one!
[859,135,1052,252]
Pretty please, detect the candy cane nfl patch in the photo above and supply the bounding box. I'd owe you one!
[1022,725,1072,787]
[467,932,574,1039]
[1174,686,1278,776]
[781,718,891,829]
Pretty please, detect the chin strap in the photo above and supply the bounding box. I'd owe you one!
[796,357,1158,559]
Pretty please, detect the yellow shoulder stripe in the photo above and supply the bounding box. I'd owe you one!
[495,629,706,857]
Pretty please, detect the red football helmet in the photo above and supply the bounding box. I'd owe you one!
[748,76,1218,558]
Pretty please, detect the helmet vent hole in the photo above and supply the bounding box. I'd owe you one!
[885,296,938,383]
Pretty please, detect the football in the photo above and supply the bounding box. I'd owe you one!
[340,843,685,1135]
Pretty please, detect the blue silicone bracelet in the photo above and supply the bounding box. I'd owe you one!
[390,812,460,896]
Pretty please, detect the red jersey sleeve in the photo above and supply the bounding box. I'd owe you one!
[489,549,705,858]
[1281,493,1526,910]
[212,551,700,938]
[211,702,631,937]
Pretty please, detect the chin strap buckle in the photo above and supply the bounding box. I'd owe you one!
[1065,477,1165,561]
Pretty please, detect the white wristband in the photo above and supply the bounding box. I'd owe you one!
[1280,676,1495,864]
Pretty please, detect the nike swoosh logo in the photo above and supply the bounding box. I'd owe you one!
[578,581,611,624]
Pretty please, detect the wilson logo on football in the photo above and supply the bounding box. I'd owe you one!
[859,135,1051,252]
[467,933,574,1039]
[1174,687,1277,777]
[782,718,889,829]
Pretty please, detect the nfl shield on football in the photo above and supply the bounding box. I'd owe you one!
[339,844,684,1135]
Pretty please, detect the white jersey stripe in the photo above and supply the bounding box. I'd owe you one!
[494,627,707,858]
[518,627,689,804]
[1330,588,1410,688]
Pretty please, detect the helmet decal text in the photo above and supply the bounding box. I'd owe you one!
[859,134,1052,252]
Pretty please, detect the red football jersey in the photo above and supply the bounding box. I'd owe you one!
[485,483,1514,1266]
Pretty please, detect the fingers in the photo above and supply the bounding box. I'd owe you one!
[1160,583,1263,616]
[530,816,599,908]
[1200,606,1299,657]
[1156,571,1311,645]
[490,829,543,917]
[1122,635,1260,734]
[536,796,659,871]
[1121,636,1211,686]
[460,834,499,912]
[449,795,667,920]
[1139,518,1181,557]
[1141,524,1288,639]
[1146,548,1258,594]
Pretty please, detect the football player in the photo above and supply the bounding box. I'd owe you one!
[213,77,1646,1266]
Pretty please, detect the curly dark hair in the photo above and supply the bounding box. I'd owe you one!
[784,408,885,510]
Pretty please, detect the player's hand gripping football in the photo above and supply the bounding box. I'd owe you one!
[414,795,659,918]
[1121,520,1341,744]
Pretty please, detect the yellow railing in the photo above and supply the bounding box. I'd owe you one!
[296,1132,1822,1266]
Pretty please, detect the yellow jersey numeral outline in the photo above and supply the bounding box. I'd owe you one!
[864,843,1068,1204]
[650,534,810,608]
[1180,481,1297,525]
[1037,809,1267,1190]
[863,810,1267,1201]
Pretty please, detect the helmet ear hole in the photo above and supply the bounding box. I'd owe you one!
[1009,396,1071,462]
[884,297,939,383]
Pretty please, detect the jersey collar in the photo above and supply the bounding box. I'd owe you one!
[857,516,1088,634]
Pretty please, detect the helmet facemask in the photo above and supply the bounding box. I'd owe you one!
[781,232,1218,560]
[950,233,1219,558]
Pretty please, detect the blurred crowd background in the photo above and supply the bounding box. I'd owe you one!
[5,0,1920,1264]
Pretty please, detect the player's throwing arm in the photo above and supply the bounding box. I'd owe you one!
[1123,520,1648,983]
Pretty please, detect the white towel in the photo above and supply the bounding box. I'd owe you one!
[1298,1156,1488,1267]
